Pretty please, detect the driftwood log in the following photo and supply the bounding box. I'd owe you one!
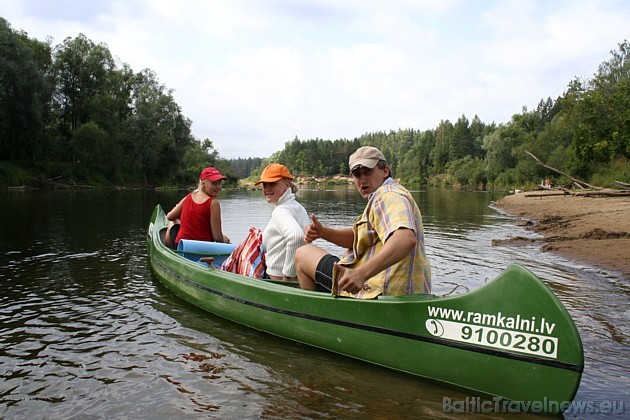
[524,151,630,197]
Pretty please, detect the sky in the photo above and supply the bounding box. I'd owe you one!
[1,1,629,159]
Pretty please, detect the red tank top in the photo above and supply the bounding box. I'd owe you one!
[174,193,214,243]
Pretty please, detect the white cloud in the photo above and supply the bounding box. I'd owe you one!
[1,0,629,158]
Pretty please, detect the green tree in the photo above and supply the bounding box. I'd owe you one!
[68,121,109,175]
[447,156,486,187]
[557,41,630,172]
[430,120,453,173]
[51,34,115,132]
[469,115,491,159]
[295,150,307,175]
[482,126,516,182]
[120,69,187,181]
[0,18,52,161]
[449,114,473,161]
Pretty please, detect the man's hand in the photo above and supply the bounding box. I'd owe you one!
[335,264,369,294]
[304,215,354,248]
[304,214,324,243]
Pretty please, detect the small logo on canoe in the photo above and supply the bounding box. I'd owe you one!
[426,319,445,337]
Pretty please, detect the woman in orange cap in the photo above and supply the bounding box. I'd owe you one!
[165,167,231,248]
[255,163,310,280]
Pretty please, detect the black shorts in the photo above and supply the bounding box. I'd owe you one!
[315,254,340,292]
[169,224,181,249]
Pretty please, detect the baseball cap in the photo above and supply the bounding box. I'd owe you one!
[200,167,227,182]
[349,146,386,173]
[254,163,294,185]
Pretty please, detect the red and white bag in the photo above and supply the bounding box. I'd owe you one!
[220,227,266,278]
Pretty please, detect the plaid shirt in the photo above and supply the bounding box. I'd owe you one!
[335,178,431,299]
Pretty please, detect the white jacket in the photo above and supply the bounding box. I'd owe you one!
[263,188,310,278]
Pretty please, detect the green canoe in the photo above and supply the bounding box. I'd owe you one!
[147,204,583,411]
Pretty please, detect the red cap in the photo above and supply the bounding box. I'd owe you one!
[200,167,227,182]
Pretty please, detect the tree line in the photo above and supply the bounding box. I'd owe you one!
[1,17,628,189]
[258,41,629,189]
[0,18,231,187]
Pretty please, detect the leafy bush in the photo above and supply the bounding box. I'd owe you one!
[0,161,30,186]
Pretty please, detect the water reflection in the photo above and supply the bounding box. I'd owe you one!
[0,187,628,418]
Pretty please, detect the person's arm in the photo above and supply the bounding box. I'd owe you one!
[336,228,417,294]
[304,214,354,249]
[166,197,185,220]
[209,199,229,243]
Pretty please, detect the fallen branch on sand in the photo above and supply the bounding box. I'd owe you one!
[524,151,630,197]
[524,151,600,189]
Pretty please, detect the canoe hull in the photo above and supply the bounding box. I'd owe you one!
[147,205,583,411]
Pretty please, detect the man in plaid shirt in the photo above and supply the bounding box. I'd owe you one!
[295,146,431,299]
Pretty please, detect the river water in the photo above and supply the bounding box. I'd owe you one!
[0,187,627,419]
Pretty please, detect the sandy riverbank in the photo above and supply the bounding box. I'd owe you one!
[493,191,630,278]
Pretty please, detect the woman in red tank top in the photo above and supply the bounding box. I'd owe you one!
[165,167,231,248]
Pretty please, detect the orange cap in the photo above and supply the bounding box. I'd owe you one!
[254,163,293,185]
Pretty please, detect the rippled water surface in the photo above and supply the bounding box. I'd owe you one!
[0,188,627,419]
